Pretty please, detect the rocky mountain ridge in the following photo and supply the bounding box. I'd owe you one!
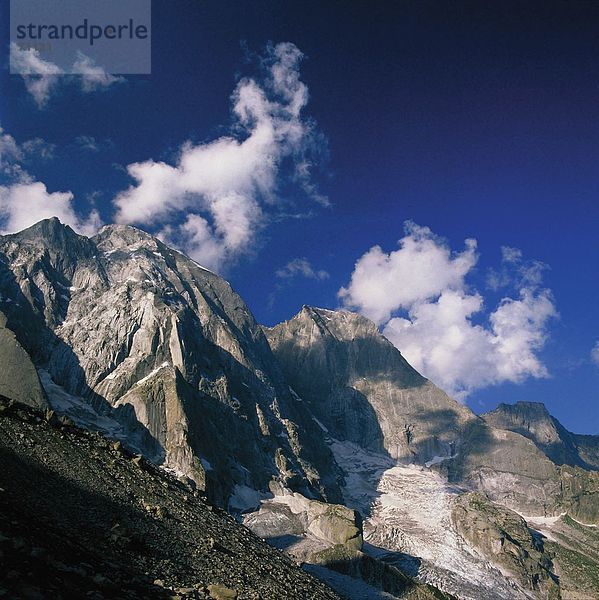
[0,218,342,507]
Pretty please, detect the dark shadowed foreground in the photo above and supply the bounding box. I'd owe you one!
[0,396,342,600]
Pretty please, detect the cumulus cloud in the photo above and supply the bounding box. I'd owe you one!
[10,43,122,108]
[0,125,101,236]
[591,342,599,367]
[276,258,329,280]
[340,223,558,400]
[338,222,478,324]
[113,42,326,272]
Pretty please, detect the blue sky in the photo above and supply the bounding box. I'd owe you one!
[1,1,598,433]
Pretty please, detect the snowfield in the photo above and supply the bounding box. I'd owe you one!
[331,439,535,600]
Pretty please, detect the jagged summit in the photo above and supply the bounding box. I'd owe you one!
[266,304,471,459]
[275,305,405,351]
[1,217,96,262]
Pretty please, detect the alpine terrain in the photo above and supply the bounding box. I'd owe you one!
[0,218,598,600]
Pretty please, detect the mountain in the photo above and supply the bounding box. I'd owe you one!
[1,219,598,600]
[263,306,473,463]
[266,305,599,598]
[0,218,341,507]
[483,401,599,471]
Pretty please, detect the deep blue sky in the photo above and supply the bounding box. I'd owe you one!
[2,1,598,433]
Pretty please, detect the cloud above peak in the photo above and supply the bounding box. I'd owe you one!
[338,222,478,324]
[276,258,329,281]
[339,223,558,400]
[113,42,326,272]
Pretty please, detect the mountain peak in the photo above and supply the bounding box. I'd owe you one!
[497,401,551,417]
[483,401,599,470]
[294,305,381,340]
[1,218,95,261]
[9,217,77,242]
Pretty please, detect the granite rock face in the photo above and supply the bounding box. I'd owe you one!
[264,306,474,464]
[0,219,341,505]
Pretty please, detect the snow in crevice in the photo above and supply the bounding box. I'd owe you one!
[424,454,457,468]
[134,362,170,386]
[38,369,125,441]
[312,417,329,432]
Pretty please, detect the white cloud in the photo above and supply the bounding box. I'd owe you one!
[276,258,329,280]
[21,138,56,161]
[338,222,478,324]
[0,124,101,236]
[487,245,547,291]
[10,43,122,108]
[0,181,101,236]
[340,223,558,400]
[0,128,56,180]
[114,42,326,272]
[591,342,599,367]
[0,128,27,180]
[72,52,122,91]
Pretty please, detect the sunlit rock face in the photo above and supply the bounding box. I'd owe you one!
[266,305,599,522]
[0,218,342,505]
[264,305,474,464]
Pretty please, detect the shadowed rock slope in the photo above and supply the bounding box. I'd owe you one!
[0,395,343,600]
[0,309,47,409]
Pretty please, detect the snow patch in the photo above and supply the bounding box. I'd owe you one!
[330,439,527,600]
[190,259,215,275]
[135,362,170,386]
[425,454,457,468]
[38,369,125,441]
[228,485,265,513]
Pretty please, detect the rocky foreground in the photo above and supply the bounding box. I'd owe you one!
[0,395,343,600]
